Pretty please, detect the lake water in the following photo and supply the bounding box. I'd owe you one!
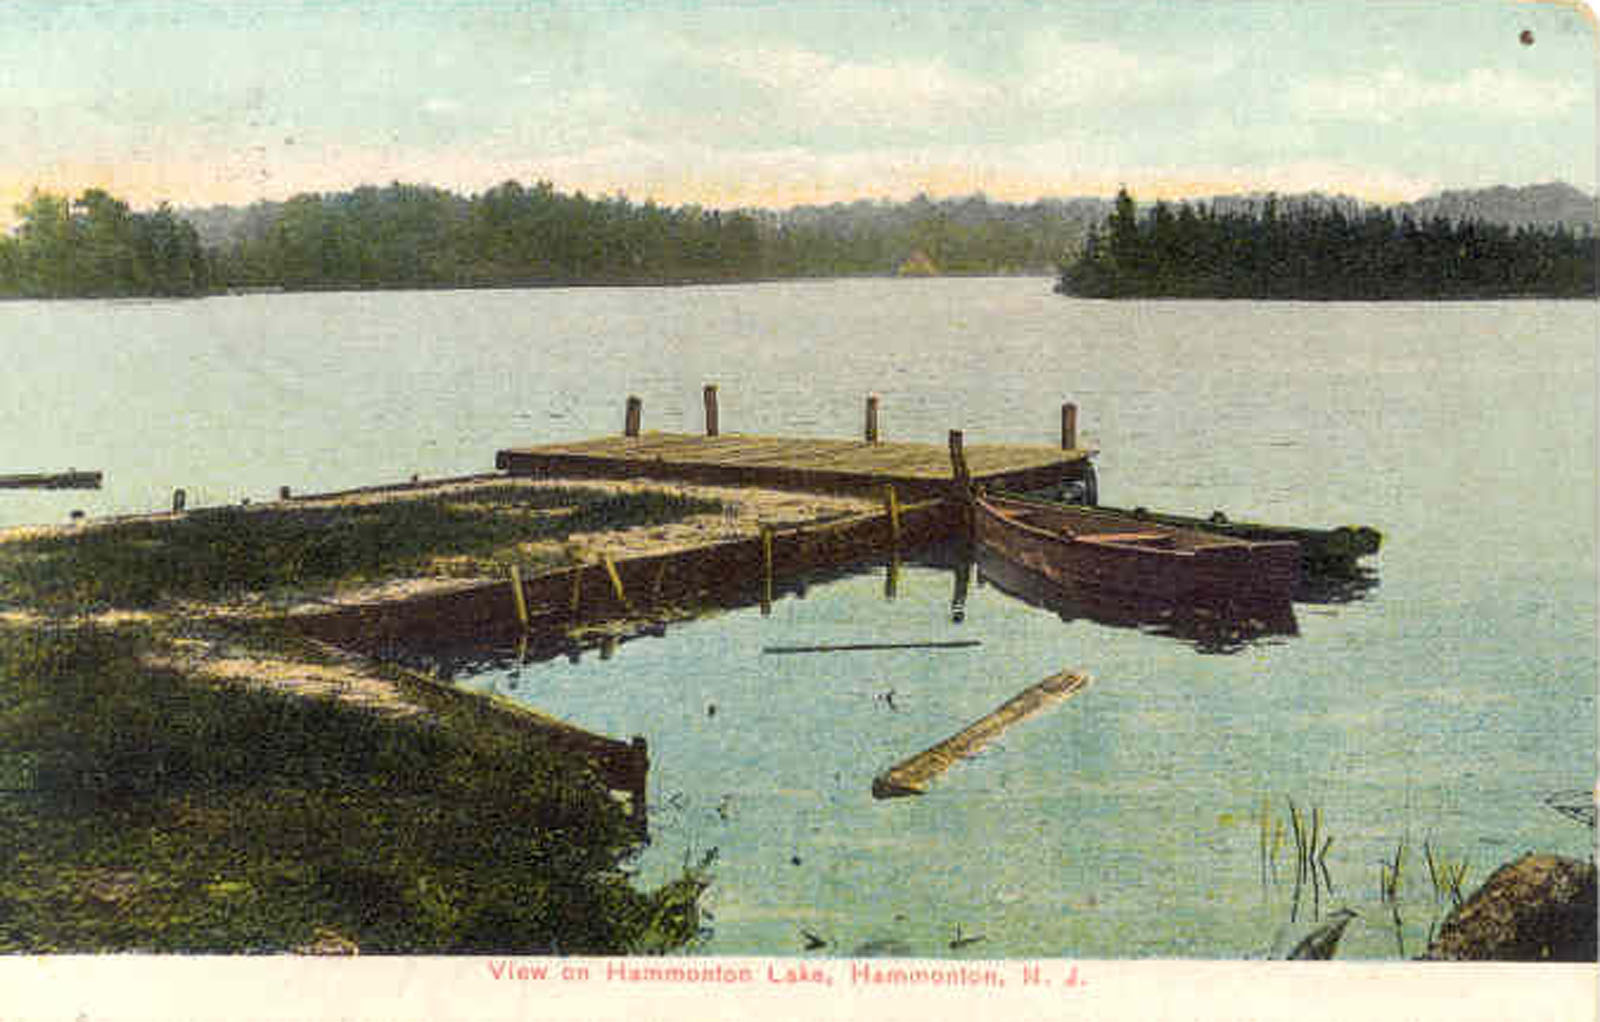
[2,279,1594,958]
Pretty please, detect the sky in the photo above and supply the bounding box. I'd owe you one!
[0,0,1595,223]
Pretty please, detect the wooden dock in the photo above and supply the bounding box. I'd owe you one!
[496,432,1094,499]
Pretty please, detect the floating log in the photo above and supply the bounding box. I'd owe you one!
[763,640,982,655]
[0,470,102,490]
[872,669,1091,798]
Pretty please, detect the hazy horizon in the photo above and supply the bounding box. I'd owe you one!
[3,1,1595,227]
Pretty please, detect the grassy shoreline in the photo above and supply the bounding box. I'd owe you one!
[0,481,753,953]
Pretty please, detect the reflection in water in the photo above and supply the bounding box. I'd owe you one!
[970,547,1300,654]
[1294,566,1381,605]
[403,539,1365,677]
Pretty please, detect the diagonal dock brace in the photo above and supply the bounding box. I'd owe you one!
[872,669,1092,798]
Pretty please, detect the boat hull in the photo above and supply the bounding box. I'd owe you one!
[975,495,1300,606]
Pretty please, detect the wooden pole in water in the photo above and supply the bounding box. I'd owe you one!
[569,563,583,617]
[171,488,186,513]
[865,393,880,444]
[760,524,775,615]
[624,395,643,438]
[279,485,292,501]
[509,564,530,629]
[703,384,720,437]
[1061,402,1078,451]
[884,484,901,547]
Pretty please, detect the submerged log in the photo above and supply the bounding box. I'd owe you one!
[872,669,1090,798]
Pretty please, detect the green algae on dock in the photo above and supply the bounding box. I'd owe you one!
[872,669,1092,799]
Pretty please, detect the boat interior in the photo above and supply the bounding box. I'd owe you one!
[988,498,1227,551]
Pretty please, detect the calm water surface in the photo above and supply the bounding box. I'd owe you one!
[2,280,1593,958]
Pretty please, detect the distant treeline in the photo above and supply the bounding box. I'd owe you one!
[1,182,1097,298]
[198,182,1095,289]
[7,179,1596,299]
[1057,189,1598,299]
[0,191,209,298]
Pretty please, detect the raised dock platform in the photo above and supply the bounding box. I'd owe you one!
[496,431,1094,499]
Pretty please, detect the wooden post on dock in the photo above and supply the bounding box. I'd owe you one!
[703,384,720,437]
[1061,402,1078,451]
[569,562,583,617]
[279,485,292,501]
[624,395,643,438]
[865,393,881,444]
[171,488,186,513]
[948,430,972,493]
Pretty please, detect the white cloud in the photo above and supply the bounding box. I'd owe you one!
[706,44,1002,130]
[1017,33,1235,110]
[1293,66,1586,123]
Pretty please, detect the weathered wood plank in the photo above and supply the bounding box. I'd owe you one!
[872,669,1092,798]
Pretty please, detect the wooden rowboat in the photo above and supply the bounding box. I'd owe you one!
[974,494,1300,605]
[1100,505,1380,575]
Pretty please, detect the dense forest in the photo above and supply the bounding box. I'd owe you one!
[0,182,1098,298]
[197,182,1099,288]
[1057,189,1598,299]
[0,190,209,297]
[3,178,1595,299]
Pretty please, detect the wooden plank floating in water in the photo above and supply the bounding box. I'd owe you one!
[0,470,102,490]
[872,669,1092,799]
[762,640,982,655]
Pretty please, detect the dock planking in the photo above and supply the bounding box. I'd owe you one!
[496,431,1095,498]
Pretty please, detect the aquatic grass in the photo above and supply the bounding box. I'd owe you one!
[1257,797,1338,923]
[0,486,723,613]
[1378,839,1408,957]
[1423,839,1470,909]
[0,623,701,953]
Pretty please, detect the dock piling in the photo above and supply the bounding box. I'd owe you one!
[703,384,720,437]
[624,396,643,438]
[509,564,530,629]
[760,524,775,615]
[171,488,187,513]
[948,430,972,493]
[1061,402,1078,451]
[884,484,901,547]
[865,393,881,444]
[601,552,629,608]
